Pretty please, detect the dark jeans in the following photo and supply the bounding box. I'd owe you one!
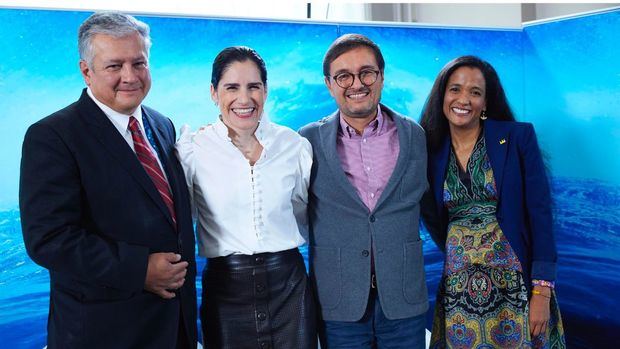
[320,290,426,349]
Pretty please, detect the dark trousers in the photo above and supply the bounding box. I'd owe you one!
[320,289,426,349]
[176,310,191,349]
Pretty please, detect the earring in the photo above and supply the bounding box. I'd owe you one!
[480,110,487,120]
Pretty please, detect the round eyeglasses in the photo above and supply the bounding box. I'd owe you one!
[330,69,381,89]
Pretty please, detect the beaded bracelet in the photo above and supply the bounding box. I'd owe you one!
[532,289,551,299]
[532,279,555,289]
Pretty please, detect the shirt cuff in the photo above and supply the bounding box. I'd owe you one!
[531,279,555,289]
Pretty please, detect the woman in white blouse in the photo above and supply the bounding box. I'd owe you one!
[176,46,316,348]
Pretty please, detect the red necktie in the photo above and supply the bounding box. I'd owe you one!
[128,116,176,226]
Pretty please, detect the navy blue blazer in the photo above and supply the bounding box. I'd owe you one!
[19,89,196,349]
[422,119,557,288]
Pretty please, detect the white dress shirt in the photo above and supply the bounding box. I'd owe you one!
[175,116,312,258]
[86,88,167,176]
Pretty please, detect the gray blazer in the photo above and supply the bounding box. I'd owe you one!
[299,104,429,321]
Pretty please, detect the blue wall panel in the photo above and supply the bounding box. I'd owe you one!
[523,10,620,347]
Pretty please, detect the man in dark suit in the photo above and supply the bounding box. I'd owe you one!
[299,34,428,349]
[19,12,196,349]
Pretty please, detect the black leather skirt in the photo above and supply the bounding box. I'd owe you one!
[201,248,317,349]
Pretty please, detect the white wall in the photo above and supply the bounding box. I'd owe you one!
[413,3,523,28]
[0,1,369,22]
[0,0,311,20]
[1,1,618,27]
[533,3,618,21]
[366,3,619,28]
[310,3,367,22]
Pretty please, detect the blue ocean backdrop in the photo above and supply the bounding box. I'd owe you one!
[1,7,619,348]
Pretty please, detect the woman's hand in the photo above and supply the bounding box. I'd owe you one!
[529,285,551,337]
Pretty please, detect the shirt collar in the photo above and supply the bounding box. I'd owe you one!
[338,105,384,139]
[213,113,272,145]
[87,87,144,132]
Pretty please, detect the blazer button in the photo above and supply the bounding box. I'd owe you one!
[369,215,376,223]
[257,312,267,321]
[362,250,369,257]
[255,256,265,264]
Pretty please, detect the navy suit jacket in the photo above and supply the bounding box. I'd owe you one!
[19,89,196,349]
[422,119,557,288]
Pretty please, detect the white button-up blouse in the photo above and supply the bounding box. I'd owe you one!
[175,116,312,258]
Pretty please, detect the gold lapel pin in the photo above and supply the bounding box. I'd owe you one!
[499,139,506,145]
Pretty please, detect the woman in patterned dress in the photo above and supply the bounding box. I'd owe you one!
[420,56,565,348]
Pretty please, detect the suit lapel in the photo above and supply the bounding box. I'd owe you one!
[318,112,367,210]
[142,108,177,228]
[483,119,509,199]
[432,137,451,216]
[143,108,172,166]
[373,106,410,211]
[78,91,175,227]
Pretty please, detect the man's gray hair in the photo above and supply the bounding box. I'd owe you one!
[78,12,152,67]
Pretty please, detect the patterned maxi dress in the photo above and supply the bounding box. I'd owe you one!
[430,136,565,349]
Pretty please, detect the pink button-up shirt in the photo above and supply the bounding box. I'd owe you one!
[337,106,400,211]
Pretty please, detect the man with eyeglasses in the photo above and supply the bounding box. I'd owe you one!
[299,34,429,348]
